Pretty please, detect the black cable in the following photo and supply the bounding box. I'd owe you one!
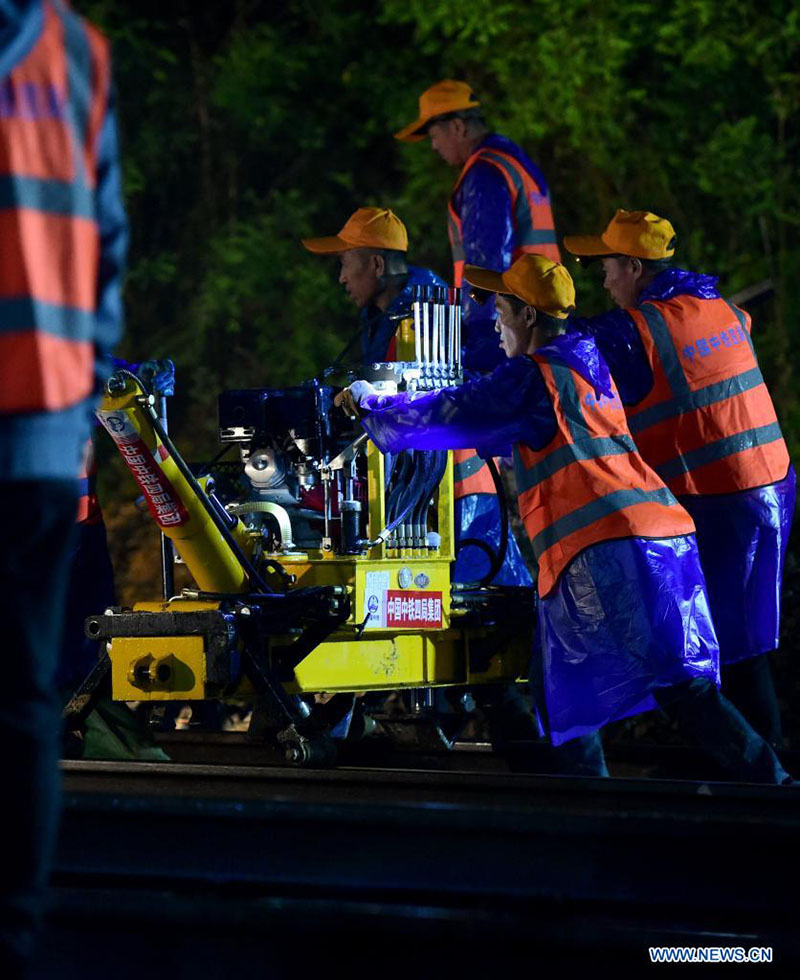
[385,450,413,524]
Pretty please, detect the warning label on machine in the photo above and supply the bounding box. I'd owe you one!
[386,590,443,628]
[97,411,190,529]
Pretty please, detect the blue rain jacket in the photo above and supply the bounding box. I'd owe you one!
[576,269,796,664]
[359,331,720,744]
[359,265,446,365]
[454,133,553,375]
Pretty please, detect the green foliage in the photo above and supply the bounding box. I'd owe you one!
[79,0,800,458]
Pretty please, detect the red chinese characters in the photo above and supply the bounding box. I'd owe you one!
[385,591,443,628]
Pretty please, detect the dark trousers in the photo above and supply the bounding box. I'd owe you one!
[530,649,788,782]
[721,654,783,751]
[654,676,789,784]
[0,481,78,976]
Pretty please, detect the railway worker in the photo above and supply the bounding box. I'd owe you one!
[302,205,532,589]
[302,206,445,366]
[394,79,560,375]
[563,210,795,750]
[394,80,558,586]
[336,254,791,784]
[0,0,127,973]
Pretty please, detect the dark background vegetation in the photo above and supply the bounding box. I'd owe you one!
[80,0,800,739]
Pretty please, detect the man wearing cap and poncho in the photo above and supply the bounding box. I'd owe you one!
[302,207,445,367]
[564,210,795,753]
[395,80,560,374]
[395,80,554,590]
[337,254,790,783]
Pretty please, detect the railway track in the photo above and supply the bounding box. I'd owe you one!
[36,750,800,978]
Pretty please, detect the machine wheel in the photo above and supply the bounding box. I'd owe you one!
[282,733,338,768]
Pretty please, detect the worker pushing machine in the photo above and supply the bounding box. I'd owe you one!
[564,210,795,750]
[337,254,790,784]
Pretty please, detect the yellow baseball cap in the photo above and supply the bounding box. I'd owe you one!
[563,209,676,260]
[464,254,576,319]
[302,207,408,254]
[394,79,481,142]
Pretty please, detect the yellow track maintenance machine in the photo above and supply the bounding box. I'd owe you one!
[65,287,535,765]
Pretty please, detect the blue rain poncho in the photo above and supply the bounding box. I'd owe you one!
[358,331,720,744]
[575,268,796,664]
[454,133,554,375]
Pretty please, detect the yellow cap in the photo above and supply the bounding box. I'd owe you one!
[464,254,576,319]
[563,209,676,260]
[302,207,408,254]
[394,80,480,142]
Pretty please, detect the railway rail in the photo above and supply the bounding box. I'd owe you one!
[34,748,800,978]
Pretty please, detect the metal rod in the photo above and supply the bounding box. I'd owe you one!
[422,286,430,380]
[455,287,462,374]
[431,286,439,379]
[413,286,422,366]
[448,289,455,379]
[436,286,445,379]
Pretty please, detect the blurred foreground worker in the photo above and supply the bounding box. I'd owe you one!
[395,79,560,374]
[564,210,795,749]
[303,206,531,588]
[338,255,790,784]
[0,1,127,974]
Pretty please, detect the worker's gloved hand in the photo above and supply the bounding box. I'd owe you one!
[138,359,176,397]
[110,357,176,397]
[334,380,378,418]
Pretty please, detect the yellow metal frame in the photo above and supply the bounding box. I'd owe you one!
[98,366,532,704]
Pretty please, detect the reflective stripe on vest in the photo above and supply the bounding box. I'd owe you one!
[453,447,497,498]
[626,297,789,495]
[448,146,560,286]
[0,1,108,414]
[514,355,694,597]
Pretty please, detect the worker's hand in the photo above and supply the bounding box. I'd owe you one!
[334,380,377,418]
[139,359,176,397]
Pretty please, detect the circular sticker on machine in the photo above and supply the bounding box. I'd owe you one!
[414,572,430,588]
[397,567,413,589]
[367,594,379,614]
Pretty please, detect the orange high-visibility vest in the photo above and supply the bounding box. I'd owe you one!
[0,1,110,414]
[453,448,497,499]
[448,145,560,287]
[626,297,790,495]
[515,352,695,597]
